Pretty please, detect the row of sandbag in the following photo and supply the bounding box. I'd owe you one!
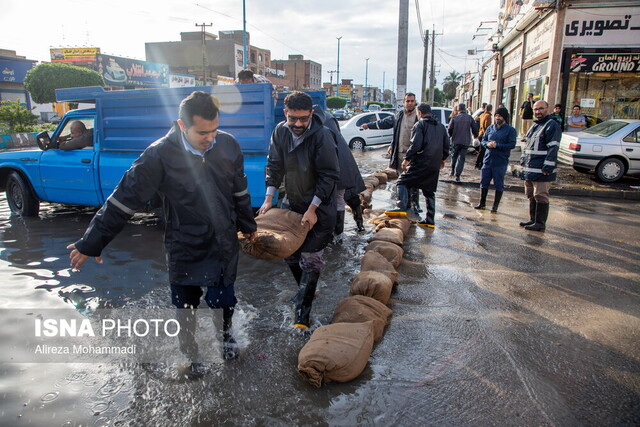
[297,169,410,388]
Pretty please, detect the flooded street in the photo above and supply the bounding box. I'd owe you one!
[1,148,639,425]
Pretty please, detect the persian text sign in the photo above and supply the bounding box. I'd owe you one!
[50,47,100,62]
[564,8,640,46]
[569,53,640,73]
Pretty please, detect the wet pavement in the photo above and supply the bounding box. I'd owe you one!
[0,147,638,425]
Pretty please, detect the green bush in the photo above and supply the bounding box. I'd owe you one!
[0,100,39,133]
[24,63,104,104]
[327,96,348,109]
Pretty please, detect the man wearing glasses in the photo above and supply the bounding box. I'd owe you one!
[519,100,561,232]
[258,91,340,329]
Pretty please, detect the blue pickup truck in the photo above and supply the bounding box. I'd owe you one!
[0,84,303,216]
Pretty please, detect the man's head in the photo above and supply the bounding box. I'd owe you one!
[527,93,534,101]
[178,91,220,154]
[482,102,487,110]
[554,104,562,114]
[494,107,510,127]
[486,104,493,113]
[533,100,549,120]
[572,105,581,116]
[417,103,431,118]
[284,91,313,136]
[458,103,467,113]
[403,92,416,113]
[237,69,255,84]
[69,121,87,138]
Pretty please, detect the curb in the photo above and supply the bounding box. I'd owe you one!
[441,178,640,201]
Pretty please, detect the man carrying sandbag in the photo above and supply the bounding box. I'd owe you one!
[259,91,340,329]
[66,92,257,376]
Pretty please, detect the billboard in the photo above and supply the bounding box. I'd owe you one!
[50,47,100,63]
[168,73,196,88]
[0,58,36,83]
[96,54,169,88]
[338,84,351,98]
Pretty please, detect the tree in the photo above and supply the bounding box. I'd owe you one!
[442,71,462,101]
[327,96,348,109]
[24,63,105,104]
[423,88,445,106]
[0,100,38,133]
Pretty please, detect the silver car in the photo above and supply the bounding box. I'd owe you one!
[558,119,640,182]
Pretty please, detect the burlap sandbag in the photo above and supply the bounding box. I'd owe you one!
[368,213,390,225]
[360,188,373,204]
[333,295,392,341]
[361,251,398,285]
[365,241,404,269]
[373,171,388,184]
[383,168,399,179]
[363,176,380,188]
[238,208,308,260]
[297,321,375,387]
[348,271,395,305]
[368,227,404,246]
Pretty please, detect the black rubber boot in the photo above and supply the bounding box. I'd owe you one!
[353,205,365,233]
[525,202,549,232]
[519,198,537,227]
[288,263,305,304]
[410,188,422,213]
[222,307,239,360]
[334,210,345,236]
[491,191,503,213]
[294,271,320,329]
[176,309,204,378]
[474,188,489,209]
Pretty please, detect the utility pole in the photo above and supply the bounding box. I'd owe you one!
[327,70,337,95]
[196,22,212,84]
[336,36,342,97]
[364,58,370,107]
[397,0,409,107]
[242,0,247,68]
[429,27,442,105]
[421,29,429,103]
[383,71,386,102]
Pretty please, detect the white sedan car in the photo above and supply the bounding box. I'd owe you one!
[340,111,395,150]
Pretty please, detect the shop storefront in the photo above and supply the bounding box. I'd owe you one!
[0,55,36,108]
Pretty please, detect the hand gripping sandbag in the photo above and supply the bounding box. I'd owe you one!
[333,295,392,341]
[238,208,308,261]
[297,321,375,387]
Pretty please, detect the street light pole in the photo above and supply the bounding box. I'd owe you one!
[364,58,369,108]
[242,0,247,69]
[336,36,342,97]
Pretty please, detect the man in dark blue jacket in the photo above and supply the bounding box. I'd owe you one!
[67,92,258,373]
[519,100,561,231]
[258,92,339,329]
[474,107,517,213]
[448,103,479,181]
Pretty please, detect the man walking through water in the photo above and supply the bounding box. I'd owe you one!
[67,91,257,377]
[258,91,339,330]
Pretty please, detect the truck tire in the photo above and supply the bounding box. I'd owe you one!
[6,172,40,216]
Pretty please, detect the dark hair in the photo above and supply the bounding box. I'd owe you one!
[486,104,493,112]
[417,103,431,115]
[284,91,313,111]
[482,102,487,108]
[179,91,219,128]
[404,92,416,99]
[237,68,254,80]
[572,104,581,110]
[554,103,562,108]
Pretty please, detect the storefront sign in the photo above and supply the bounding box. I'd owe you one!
[503,44,522,75]
[581,98,596,108]
[0,58,36,83]
[50,48,100,63]
[564,7,640,46]
[95,54,169,88]
[525,14,555,63]
[569,53,640,73]
[338,84,351,98]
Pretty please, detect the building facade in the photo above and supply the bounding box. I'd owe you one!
[0,49,37,109]
[272,55,322,90]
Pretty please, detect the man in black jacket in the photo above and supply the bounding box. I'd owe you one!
[67,91,257,373]
[448,103,479,181]
[389,103,450,227]
[258,92,340,329]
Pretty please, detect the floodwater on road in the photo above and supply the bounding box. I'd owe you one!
[0,147,638,426]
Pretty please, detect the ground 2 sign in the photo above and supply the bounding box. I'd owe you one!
[569,53,640,73]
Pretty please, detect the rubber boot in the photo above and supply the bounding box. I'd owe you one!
[418,194,436,228]
[294,271,320,329]
[222,307,239,360]
[519,198,537,227]
[176,309,204,378]
[525,202,549,232]
[334,210,345,236]
[353,204,365,233]
[474,188,489,209]
[491,191,503,213]
[385,184,409,216]
[410,188,422,213]
[288,263,304,304]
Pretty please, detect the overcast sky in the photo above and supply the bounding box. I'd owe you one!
[1,0,498,93]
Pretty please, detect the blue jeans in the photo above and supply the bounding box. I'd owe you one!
[450,145,468,177]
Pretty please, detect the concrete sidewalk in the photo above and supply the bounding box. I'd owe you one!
[440,146,640,200]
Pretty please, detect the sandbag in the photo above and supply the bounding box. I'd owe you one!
[297,321,375,387]
[360,188,373,204]
[238,208,308,260]
[368,213,391,226]
[363,176,380,188]
[368,227,404,246]
[333,296,392,341]
[348,271,395,305]
[361,251,398,285]
[365,241,404,269]
[383,168,399,179]
[372,172,388,184]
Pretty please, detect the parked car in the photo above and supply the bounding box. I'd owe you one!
[340,111,395,150]
[332,109,349,120]
[431,107,453,127]
[558,119,640,182]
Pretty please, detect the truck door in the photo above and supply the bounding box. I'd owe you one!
[39,117,101,206]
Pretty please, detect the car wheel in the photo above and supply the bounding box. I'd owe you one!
[6,172,40,216]
[349,138,366,151]
[596,157,625,183]
[572,165,590,174]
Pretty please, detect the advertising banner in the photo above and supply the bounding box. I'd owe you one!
[50,47,100,63]
[569,52,640,73]
[338,84,351,98]
[96,54,169,88]
[168,73,196,88]
[564,7,640,47]
[0,59,35,83]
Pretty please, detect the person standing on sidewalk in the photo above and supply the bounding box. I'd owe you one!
[566,105,587,133]
[519,100,561,231]
[474,107,517,213]
[258,92,339,329]
[360,92,421,212]
[474,104,493,169]
[519,93,534,138]
[448,103,479,182]
[386,103,449,227]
